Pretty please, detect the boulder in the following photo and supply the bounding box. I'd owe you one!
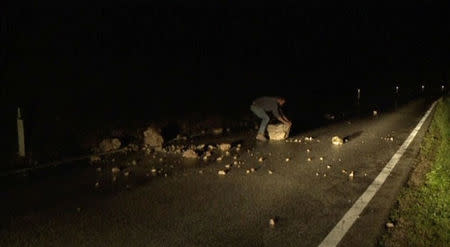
[332,136,343,145]
[99,138,121,152]
[267,124,290,141]
[143,127,164,148]
[182,149,198,159]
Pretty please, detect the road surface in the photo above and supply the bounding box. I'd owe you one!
[0,98,436,247]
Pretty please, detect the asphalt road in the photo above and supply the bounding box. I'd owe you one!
[0,98,436,247]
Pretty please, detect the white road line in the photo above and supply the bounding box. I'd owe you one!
[318,101,437,247]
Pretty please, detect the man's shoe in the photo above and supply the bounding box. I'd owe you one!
[256,134,267,141]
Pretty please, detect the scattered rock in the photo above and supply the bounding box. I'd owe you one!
[96,167,102,172]
[267,124,291,140]
[268,170,273,174]
[182,149,198,159]
[143,127,164,148]
[306,149,311,153]
[212,128,223,135]
[219,143,231,152]
[269,218,277,227]
[332,136,343,145]
[319,157,324,161]
[95,182,100,188]
[327,165,331,169]
[250,168,255,172]
[315,172,319,176]
[285,158,290,162]
[373,110,378,116]
[386,222,394,228]
[307,157,312,162]
[111,167,120,173]
[131,160,137,166]
[196,144,205,150]
[216,156,223,162]
[151,168,157,173]
[199,170,203,174]
[99,138,122,152]
[225,164,231,169]
[349,171,354,179]
[124,171,130,176]
[258,157,264,162]
[218,170,227,175]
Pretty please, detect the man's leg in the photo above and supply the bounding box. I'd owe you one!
[251,105,269,140]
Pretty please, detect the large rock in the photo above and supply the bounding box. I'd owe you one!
[267,124,290,141]
[182,149,198,159]
[143,127,164,148]
[99,138,121,152]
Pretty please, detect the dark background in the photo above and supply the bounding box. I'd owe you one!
[1,6,449,164]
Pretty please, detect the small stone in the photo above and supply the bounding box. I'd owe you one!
[269,218,276,227]
[112,167,120,173]
[319,157,324,161]
[124,171,130,177]
[233,161,238,165]
[323,173,327,177]
[386,222,394,228]
[199,170,203,174]
[151,168,157,173]
[349,171,354,179]
[219,143,231,152]
[268,170,273,174]
[233,155,238,160]
[258,157,264,162]
[250,168,255,172]
[196,144,205,150]
[203,156,208,161]
[95,182,100,188]
[225,164,231,169]
[246,170,250,174]
[131,160,137,166]
[332,136,343,145]
[216,156,223,162]
[390,137,394,141]
[306,149,310,153]
[96,167,102,172]
[315,172,319,176]
[225,151,230,156]
[327,165,331,169]
[112,176,117,182]
[307,157,312,162]
[342,169,347,174]
[364,173,367,176]
[218,170,227,175]
[285,158,290,162]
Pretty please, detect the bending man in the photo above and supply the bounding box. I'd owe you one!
[250,96,292,141]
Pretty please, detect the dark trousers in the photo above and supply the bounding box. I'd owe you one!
[250,105,270,135]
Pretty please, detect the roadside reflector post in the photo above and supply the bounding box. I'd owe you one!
[17,107,26,158]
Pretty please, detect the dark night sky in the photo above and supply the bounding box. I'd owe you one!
[1,6,450,119]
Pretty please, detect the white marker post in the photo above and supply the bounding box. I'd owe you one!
[357,88,360,105]
[421,84,425,93]
[17,107,26,157]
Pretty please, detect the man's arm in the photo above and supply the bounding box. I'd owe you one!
[274,108,291,126]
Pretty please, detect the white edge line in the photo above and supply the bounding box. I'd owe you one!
[318,101,437,247]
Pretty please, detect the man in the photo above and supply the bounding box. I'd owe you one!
[250,96,292,141]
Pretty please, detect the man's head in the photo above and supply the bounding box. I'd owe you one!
[277,97,286,106]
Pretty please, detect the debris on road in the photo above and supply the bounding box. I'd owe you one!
[307,157,312,162]
[212,128,223,135]
[143,127,164,148]
[111,167,120,173]
[306,149,311,153]
[216,156,223,162]
[99,138,122,152]
[386,222,394,228]
[267,123,290,140]
[332,136,344,145]
[327,165,331,169]
[268,170,273,174]
[269,218,277,227]
[320,157,324,161]
[219,143,231,152]
[349,171,354,179]
[218,170,227,175]
[285,158,290,162]
[182,149,198,159]
[258,157,264,162]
